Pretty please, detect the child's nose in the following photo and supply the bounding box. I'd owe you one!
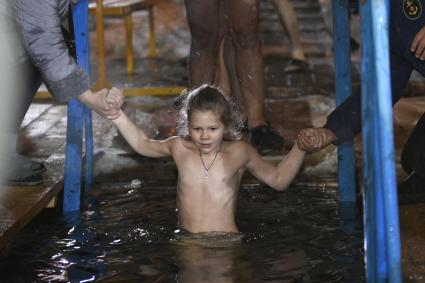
[200,131,209,139]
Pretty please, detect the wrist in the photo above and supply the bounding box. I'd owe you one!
[78,89,97,107]
[295,138,307,153]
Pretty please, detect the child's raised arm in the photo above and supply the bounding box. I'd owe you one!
[112,111,173,158]
[245,133,307,191]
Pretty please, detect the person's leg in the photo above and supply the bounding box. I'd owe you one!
[212,2,247,124]
[223,36,248,119]
[184,0,221,86]
[401,112,425,175]
[216,32,246,118]
[272,0,308,73]
[2,60,44,185]
[226,0,264,128]
[226,0,284,149]
[398,110,425,202]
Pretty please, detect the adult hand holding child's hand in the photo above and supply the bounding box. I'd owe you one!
[297,127,336,152]
[105,87,124,120]
[78,87,124,120]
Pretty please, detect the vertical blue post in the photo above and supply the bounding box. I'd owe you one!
[84,106,93,191]
[64,0,93,212]
[71,0,94,192]
[360,0,401,282]
[332,0,357,202]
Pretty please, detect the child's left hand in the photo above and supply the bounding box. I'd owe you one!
[297,127,336,152]
[297,128,318,152]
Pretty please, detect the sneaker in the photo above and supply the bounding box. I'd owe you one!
[1,154,45,186]
[398,172,425,204]
[1,173,43,186]
[249,123,285,150]
[284,58,309,73]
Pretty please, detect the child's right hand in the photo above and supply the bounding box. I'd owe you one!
[106,87,124,110]
[104,87,124,120]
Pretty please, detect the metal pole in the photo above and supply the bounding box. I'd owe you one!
[64,0,92,211]
[95,0,108,88]
[332,0,357,202]
[71,0,94,192]
[360,0,401,281]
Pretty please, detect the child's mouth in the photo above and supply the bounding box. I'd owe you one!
[200,143,211,149]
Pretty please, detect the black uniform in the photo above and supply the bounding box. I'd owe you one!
[324,0,425,180]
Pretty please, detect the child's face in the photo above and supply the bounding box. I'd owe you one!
[188,110,226,154]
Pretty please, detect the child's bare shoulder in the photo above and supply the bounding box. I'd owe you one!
[224,140,256,154]
[166,136,186,147]
[167,136,195,151]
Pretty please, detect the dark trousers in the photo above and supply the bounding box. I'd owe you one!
[323,51,413,143]
[9,60,42,134]
[401,112,425,176]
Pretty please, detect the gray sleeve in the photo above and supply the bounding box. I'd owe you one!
[14,0,90,103]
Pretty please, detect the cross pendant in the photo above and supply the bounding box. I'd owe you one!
[204,169,209,178]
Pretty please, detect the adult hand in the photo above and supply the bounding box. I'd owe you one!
[297,127,336,152]
[411,26,425,60]
[78,88,123,120]
[106,87,124,110]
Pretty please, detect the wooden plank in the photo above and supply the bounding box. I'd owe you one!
[17,106,68,158]
[35,86,184,99]
[88,0,156,16]
[20,103,52,129]
[0,102,83,250]
[0,154,65,251]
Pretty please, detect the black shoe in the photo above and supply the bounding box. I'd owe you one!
[398,172,425,204]
[25,160,46,174]
[14,154,46,174]
[284,58,309,73]
[249,123,285,150]
[350,37,360,52]
[1,173,43,186]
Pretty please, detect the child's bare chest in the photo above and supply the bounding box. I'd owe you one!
[174,149,245,185]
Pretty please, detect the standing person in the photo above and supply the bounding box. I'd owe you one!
[298,0,425,194]
[184,0,285,150]
[109,85,309,233]
[1,0,123,186]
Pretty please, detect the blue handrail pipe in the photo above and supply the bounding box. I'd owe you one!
[332,0,402,281]
[63,0,93,213]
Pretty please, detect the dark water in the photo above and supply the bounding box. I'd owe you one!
[0,183,363,282]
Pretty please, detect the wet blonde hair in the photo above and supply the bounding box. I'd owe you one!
[176,84,243,141]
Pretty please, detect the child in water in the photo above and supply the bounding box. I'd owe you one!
[108,84,313,234]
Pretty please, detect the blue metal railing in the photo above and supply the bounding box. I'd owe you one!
[63,0,93,212]
[332,0,401,281]
[332,0,357,202]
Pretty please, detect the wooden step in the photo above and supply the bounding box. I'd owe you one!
[0,153,65,251]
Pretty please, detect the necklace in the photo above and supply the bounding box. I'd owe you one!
[199,143,222,178]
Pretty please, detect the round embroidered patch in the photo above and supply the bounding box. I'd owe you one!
[403,0,422,20]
